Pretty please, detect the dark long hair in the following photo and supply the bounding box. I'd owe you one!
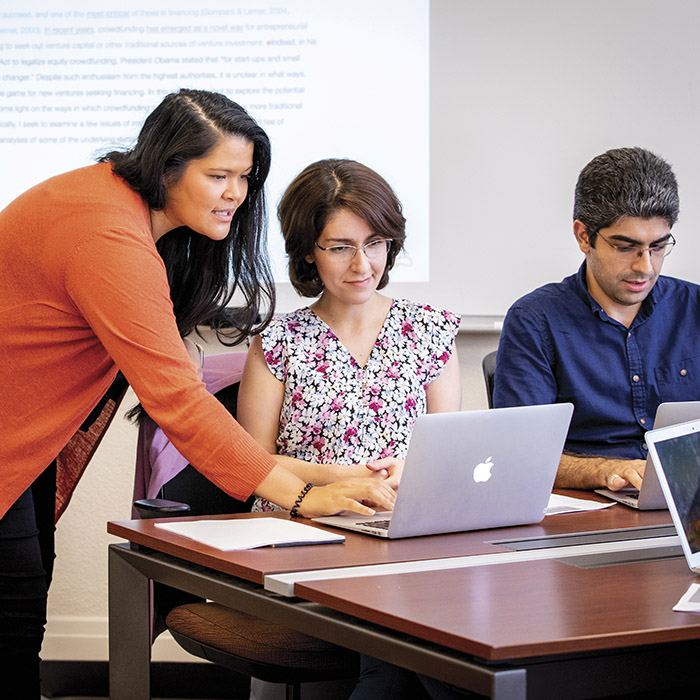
[100,89,275,343]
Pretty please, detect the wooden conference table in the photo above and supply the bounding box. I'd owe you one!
[107,495,700,700]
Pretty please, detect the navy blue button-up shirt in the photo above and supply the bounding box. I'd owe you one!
[493,263,700,459]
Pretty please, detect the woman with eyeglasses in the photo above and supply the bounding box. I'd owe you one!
[238,158,462,511]
[237,158,462,698]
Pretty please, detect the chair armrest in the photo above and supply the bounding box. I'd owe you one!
[133,498,191,519]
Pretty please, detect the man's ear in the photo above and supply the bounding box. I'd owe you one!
[573,220,592,254]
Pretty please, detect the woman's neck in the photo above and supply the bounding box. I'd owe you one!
[148,208,177,243]
[312,292,389,327]
[311,293,393,367]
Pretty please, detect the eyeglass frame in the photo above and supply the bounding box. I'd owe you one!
[594,230,676,259]
[314,238,391,260]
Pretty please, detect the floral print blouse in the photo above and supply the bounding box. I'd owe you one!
[253,299,460,511]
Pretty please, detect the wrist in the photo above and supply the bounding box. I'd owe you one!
[290,482,314,518]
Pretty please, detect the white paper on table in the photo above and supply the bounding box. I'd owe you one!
[545,494,617,516]
[155,517,345,550]
[673,582,700,613]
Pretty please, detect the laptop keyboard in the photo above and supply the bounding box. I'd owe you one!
[361,519,391,530]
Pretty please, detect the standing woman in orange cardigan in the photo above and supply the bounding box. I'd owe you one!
[0,88,394,699]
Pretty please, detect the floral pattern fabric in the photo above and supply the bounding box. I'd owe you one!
[253,299,460,511]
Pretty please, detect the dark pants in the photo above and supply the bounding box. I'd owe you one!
[0,463,56,700]
[349,655,431,700]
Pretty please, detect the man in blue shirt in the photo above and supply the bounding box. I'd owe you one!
[494,147,700,491]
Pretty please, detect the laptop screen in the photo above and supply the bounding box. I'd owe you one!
[653,430,700,555]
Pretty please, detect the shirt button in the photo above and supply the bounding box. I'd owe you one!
[632,375,640,382]
[640,418,646,425]
[642,443,648,450]
[681,369,688,376]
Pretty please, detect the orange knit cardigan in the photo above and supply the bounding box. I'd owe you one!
[0,163,275,520]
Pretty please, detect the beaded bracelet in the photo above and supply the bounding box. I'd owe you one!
[290,482,314,518]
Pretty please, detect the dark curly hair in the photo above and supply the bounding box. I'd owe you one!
[573,147,679,245]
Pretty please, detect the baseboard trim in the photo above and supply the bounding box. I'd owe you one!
[43,615,197,662]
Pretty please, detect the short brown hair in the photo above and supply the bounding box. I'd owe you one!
[278,159,406,297]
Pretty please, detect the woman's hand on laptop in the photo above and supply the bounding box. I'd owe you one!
[298,478,396,517]
[365,458,405,490]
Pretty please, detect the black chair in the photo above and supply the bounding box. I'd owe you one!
[481,350,497,408]
[133,377,359,700]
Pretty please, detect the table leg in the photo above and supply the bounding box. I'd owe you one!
[108,544,151,700]
[492,667,526,700]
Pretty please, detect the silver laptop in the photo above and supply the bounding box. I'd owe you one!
[313,403,573,539]
[645,418,700,573]
[595,402,700,510]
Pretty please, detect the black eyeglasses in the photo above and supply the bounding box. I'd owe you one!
[596,232,676,260]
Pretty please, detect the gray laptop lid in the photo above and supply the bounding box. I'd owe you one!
[315,403,573,538]
[596,401,700,510]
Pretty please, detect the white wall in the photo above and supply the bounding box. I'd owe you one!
[43,330,498,661]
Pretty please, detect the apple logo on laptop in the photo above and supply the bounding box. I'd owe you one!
[473,456,494,483]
